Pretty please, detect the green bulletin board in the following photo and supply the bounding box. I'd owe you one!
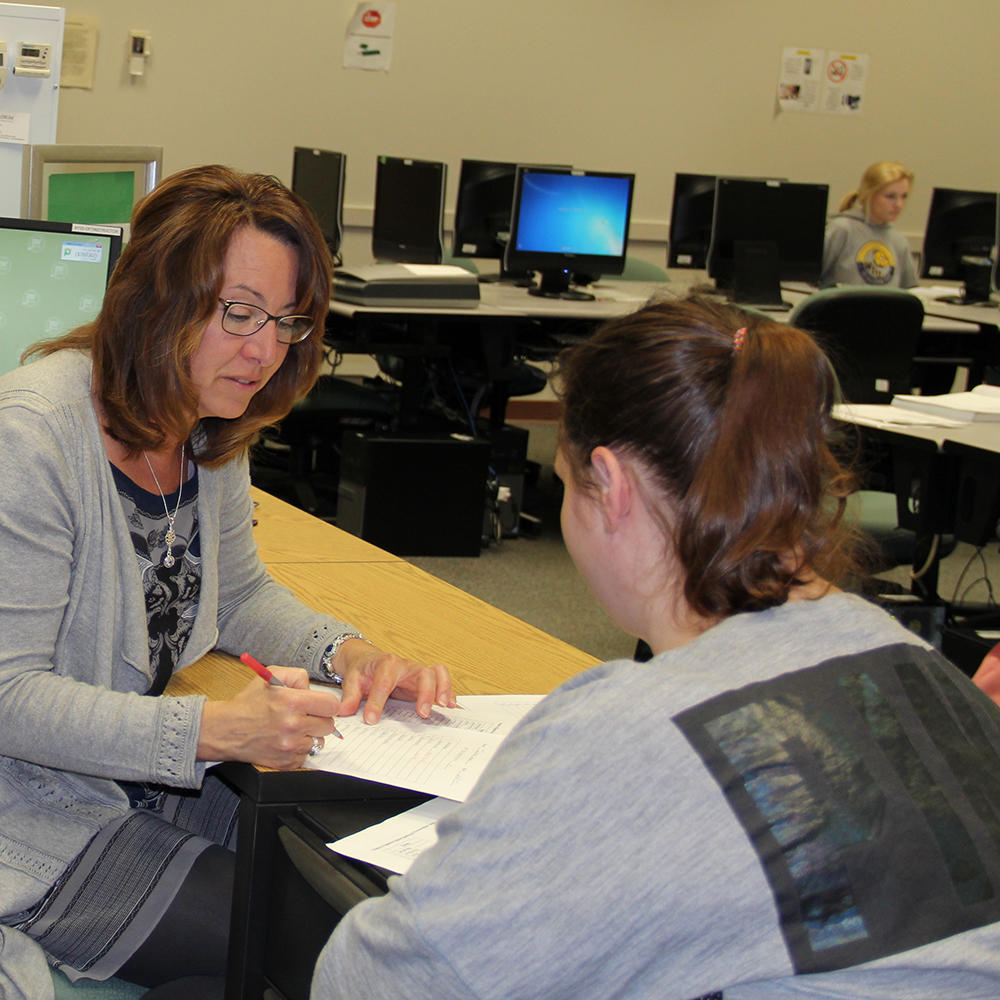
[47,171,135,224]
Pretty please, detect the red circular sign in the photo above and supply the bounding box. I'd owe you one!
[362,9,381,27]
[827,59,847,83]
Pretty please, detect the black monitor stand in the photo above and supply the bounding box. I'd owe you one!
[936,257,997,307]
[727,240,790,310]
[478,266,536,288]
[529,268,595,301]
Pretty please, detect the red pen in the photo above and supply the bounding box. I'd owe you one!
[240,653,343,740]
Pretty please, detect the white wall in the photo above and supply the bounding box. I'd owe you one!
[9,0,998,265]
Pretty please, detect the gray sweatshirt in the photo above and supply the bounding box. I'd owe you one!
[315,594,1000,1000]
[820,207,919,288]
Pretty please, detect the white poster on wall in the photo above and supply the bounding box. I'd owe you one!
[777,47,824,113]
[344,3,396,72]
[821,52,868,115]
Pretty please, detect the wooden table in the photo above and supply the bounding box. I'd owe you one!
[166,486,598,999]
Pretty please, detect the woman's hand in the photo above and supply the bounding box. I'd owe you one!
[335,639,455,724]
[197,665,341,769]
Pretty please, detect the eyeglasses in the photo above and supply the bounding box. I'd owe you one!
[218,299,315,344]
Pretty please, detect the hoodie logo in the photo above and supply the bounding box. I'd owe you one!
[854,241,895,285]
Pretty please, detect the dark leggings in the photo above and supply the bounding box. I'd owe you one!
[117,844,234,998]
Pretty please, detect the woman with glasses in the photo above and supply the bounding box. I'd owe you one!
[0,165,453,1000]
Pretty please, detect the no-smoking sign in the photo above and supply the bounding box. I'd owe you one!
[827,59,847,83]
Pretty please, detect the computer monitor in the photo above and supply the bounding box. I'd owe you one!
[371,156,446,265]
[707,177,829,307]
[921,187,998,303]
[0,217,123,377]
[667,172,789,271]
[451,159,519,261]
[21,144,162,228]
[291,147,345,260]
[503,166,635,301]
[451,158,570,283]
[667,173,717,269]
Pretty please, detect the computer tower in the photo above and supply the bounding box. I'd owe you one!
[337,432,491,556]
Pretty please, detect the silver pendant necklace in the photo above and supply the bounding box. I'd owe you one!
[143,444,185,569]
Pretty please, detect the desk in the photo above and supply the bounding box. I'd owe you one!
[834,408,1000,605]
[327,280,660,430]
[165,487,599,1000]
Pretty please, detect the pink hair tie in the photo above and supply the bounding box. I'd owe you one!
[733,327,746,353]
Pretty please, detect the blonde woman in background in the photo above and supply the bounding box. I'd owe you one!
[820,161,918,288]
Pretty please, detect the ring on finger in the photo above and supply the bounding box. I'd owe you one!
[308,736,324,757]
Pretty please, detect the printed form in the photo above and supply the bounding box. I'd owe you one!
[305,693,543,801]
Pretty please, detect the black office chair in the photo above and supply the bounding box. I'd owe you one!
[255,374,398,515]
[789,287,925,404]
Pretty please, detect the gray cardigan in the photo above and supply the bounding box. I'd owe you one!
[0,350,357,998]
[820,207,919,288]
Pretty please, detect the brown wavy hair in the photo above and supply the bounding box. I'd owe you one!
[556,294,859,620]
[25,164,332,467]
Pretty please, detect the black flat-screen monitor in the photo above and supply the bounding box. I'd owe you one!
[0,217,122,377]
[451,159,519,261]
[707,177,829,307]
[503,166,635,300]
[668,173,718,269]
[371,156,446,265]
[921,187,998,303]
[291,147,345,259]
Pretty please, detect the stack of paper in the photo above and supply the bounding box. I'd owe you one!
[832,402,967,429]
[891,385,1000,423]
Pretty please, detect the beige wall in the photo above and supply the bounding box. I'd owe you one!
[18,0,1000,265]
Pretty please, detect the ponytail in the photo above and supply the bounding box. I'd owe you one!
[839,190,860,212]
[556,295,859,620]
[677,321,855,617]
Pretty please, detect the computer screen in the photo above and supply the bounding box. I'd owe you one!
[371,156,447,265]
[291,147,346,259]
[0,217,122,376]
[707,178,829,305]
[503,166,635,300]
[667,173,717,269]
[921,187,998,283]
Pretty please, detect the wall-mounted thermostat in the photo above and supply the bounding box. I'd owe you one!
[13,41,52,77]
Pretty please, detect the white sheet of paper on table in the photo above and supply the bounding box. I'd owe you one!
[327,797,457,874]
[304,693,543,800]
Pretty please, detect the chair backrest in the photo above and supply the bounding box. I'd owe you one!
[788,287,925,404]
[618,255,670,282]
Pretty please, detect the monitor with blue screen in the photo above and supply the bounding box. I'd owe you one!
[0,217,122,377]
[503,167,634,300]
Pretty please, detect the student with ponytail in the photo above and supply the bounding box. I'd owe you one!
[312,296,1000,1000]
[820,161,918,287]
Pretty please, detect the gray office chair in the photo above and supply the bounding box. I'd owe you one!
[617,256,670,282]
[440,249,479,274]
[789,286,925,404]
